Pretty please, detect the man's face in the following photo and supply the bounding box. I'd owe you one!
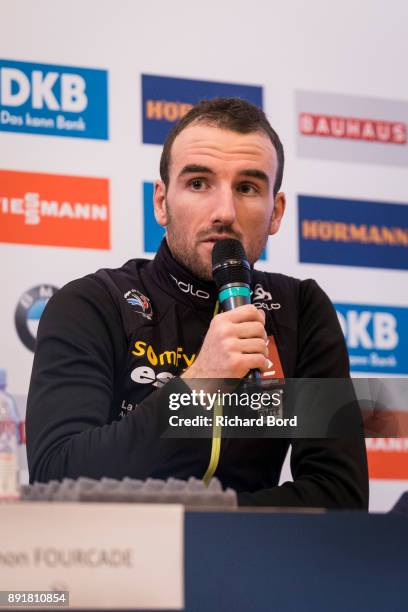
[153,123,285,281]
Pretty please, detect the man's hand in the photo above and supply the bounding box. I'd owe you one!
[181,304,268,379]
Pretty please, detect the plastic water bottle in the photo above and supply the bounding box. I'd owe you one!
[0,369,20,500]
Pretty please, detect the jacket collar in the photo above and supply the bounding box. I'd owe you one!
[151,238,219,310]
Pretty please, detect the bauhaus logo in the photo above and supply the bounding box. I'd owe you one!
[142,74,263,145]
[298,195,408,271]
[0,59,108,139]
[335,303,408,374]
[296,90,408,167]
[0,169,110,249]
[299,113,406,144]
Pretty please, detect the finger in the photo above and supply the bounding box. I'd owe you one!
[221,304,264,324]
[235,321,267,341]
[253,306,266,324]
[242,353,269,372]
[238,338,268,357]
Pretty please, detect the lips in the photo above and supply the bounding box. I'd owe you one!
[200,235,238,244]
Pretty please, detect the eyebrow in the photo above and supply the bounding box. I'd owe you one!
[239,169,269,185]
[178,164,269,185]
[178,164,215,178]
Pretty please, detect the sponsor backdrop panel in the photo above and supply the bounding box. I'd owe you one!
[0,59,108,140]
[335,304,408,376]
[298,195,408,271]
[296,90,408,166]
[1,0,407,510]
[0,169,110,249]
[142,74,263,145]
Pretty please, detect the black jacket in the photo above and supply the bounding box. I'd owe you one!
[26,239,368,508]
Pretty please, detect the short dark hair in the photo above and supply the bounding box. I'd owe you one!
[159,97,285,196]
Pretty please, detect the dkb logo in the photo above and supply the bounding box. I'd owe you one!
[335,303,407,374]
[0,59,108,139]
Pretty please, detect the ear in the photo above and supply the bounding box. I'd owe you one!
[153,180,168,227]
[269,192,286,235]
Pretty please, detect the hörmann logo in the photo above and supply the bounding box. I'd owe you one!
[298,195,408,271]
[0,169,110,249]
[296,90,408,167]
[335,303,408,375]
[142,74,263,145]
[0,59,108,139]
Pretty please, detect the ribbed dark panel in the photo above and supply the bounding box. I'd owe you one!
[212,239,251,289]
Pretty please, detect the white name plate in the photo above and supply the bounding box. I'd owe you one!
[0,502,184,609]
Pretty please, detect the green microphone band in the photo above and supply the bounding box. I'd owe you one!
[219,286,251,302]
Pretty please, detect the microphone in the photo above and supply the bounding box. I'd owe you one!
[212,239,260,382]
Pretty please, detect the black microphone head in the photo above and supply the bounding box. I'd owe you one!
[212,239,251,289]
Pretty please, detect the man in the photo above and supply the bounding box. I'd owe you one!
[26,97,368,508]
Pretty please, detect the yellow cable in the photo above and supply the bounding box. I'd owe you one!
[202,400,222,485]
[202,300,222,485]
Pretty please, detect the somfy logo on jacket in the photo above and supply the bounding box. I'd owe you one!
[0,169,110,249]
[296,90,408,167]
[142,74,263,145]
[0,59,108,139]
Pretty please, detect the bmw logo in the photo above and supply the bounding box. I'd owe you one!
[15,285,59,352]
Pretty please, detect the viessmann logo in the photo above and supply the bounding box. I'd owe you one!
[296,90,408,167]
[142,74,263,145]
[0,169,110,249]
[0,59,108,139]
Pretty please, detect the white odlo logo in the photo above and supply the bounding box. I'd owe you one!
[253,284,281,310]
[170,275,210,300]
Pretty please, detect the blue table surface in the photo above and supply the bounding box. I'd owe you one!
[185,510,408,612]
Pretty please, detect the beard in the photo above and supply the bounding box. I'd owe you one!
[164,199,272,282]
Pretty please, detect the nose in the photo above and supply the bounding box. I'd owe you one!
[209,186,237,227]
